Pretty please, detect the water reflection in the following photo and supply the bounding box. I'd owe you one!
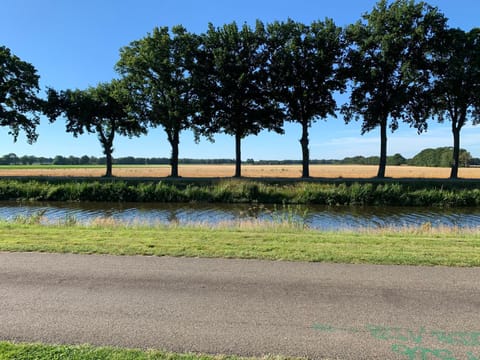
[1,201,480,230]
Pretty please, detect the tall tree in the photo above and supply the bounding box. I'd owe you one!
[342,0,447,178]
[116,26,199,178]
[45,80,146,177]
[432,28,480,179]
[0,46,42,144]
[266,19,345,178]
[193,21,284,177]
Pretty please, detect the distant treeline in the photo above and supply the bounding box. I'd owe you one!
[1,147,477,168]
[0,154,235,166]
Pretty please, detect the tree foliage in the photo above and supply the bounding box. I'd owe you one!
[193,21,284,177]
[266,18,345,178]
[116,26,200,177]
[45,80,146,177]
[409,147,472,167]
[342,0,447,178]
[6,9,480,180]
[432,28,480,178]
[0,46,42,144]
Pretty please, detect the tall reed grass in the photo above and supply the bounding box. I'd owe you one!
[8,212,480,237]
[1,179,480,206]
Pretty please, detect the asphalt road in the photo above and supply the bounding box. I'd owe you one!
[1,252,479,359]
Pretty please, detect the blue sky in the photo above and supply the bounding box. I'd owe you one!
[1,0,479,160]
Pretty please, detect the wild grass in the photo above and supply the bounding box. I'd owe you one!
[0,218,479,266]
[0,341,297,360]
[1,179,480,206]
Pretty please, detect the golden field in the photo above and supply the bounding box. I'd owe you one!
[1,164,480,179]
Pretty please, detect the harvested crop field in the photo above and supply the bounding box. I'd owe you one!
[0,164,479,179]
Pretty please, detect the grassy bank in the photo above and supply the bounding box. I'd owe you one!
[0,341,295,360]
[1,221,479,266]
[1,179,480,206]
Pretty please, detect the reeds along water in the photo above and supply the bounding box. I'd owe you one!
[1,179,480,206]
[7,210,480,236]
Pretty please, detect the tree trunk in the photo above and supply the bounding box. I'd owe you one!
[99,130,114,178]
[300,120,310,178]
[234,132,242,178]
[377,118,387,179]
[104,148,113,177]
[169,131,180,178]
[450,125,460,179]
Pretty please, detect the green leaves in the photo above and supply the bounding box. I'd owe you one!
[4,5,478,181]
[46,80,146,177]
[266,19,345,177]
[342,0,448,177]
[48,80,145,138]
[116,27,199,134]
[430,27,480,177]
[195,21,283,138]
[267,18,344,123]
[346,1,438,118]
[116,26,200,177]
[432,27,480,126]
[0,46,41,144]
[192,21,285,176]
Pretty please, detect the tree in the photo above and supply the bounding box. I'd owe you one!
[342,0,447,178]
[432,28,480,178]
[79,155,90,165]
[266,19,345,178]
[6,153,18,165]
[387,153,406,166]
[20,155,35,165]
[116,26,199,178]
[459,150,472,168]
[0,46,42,144]
[193,21,284,177]
[408,147,471,167]
[52,155,67,165]
[45,80,146,177]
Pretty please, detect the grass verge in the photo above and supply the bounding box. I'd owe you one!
[1,221,479,266]
[0,341,296,360]
[2,178,480,206]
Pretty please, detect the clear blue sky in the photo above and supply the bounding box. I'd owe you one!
[1,0,479,160]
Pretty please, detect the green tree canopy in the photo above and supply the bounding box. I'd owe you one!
[193,21,284,177]
[116,26,200,177]
[432,28,480,178]
[387,153,407,166]
[409,147,472,167]
[266,18,345,178]
[45,80,146,177]
[0,46,42,144]
[342,0,447,178]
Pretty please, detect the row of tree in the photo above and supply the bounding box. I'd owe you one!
[1,147,473,167]
[0,154,235,166]
[1,0,479,179]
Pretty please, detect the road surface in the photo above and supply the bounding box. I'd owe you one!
[1,252,479,359]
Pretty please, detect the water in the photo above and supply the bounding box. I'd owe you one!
[2,201,480,229]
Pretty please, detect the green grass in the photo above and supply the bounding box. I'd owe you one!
[1,179,480,206]
[0,341,296,360]
[1,221,479,266]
